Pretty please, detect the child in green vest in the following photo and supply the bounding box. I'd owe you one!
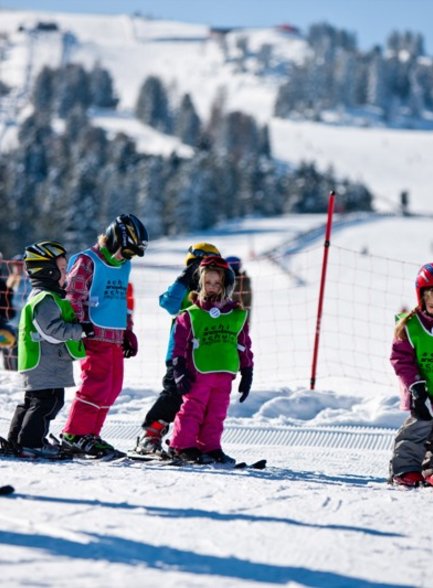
[5,241,93,460]
[134,241,221,456]
[389,262,433,486]
[169,256,254,464]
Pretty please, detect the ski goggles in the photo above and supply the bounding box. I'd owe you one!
[187,246,216,259]
[121,242,148,260]
[199,256,229,270]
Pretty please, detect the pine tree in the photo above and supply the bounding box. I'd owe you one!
[89,64,119,108]
[55,63,91,118]
[174,93,201,146]
[32,66,56,113]
[135,75,172,133]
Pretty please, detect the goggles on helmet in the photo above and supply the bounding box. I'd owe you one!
[188,246,216,259]
[116,215,148,259]
[121,242,148,260]
[199,256,230,270]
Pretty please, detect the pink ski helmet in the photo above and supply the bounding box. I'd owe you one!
[415,263,433,307]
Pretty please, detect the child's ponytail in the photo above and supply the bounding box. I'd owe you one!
[394,308,417,340]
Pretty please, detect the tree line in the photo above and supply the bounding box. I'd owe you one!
[0,62,373,257]
[275,25,433,125]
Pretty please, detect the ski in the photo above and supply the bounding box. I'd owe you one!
[126,449,172,462]
[234,459,267,470]
[126,450,267,470]
[158,458,267,470]
[0,485,15,496]
[72,450,127,462]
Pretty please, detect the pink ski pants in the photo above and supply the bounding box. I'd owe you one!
[63,339,124,436]
[170,372,234,453]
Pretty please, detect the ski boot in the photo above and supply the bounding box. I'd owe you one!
[61,433,125,460]
[201,448,236,465]
[392,471,424,487]
[20,443,72,461]
[134,420,169,456]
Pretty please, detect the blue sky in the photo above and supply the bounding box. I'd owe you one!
[2,0,433,52]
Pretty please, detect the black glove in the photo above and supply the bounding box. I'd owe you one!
[81,322,95,338]
[410,381,433,421]
[238,366,253,403]
[123,330,138,358]
[173,356,194,394]
[176,259,200,288]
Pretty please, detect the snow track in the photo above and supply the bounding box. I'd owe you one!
[46,420,397,452]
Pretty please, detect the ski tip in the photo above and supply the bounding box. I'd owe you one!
[234,459,267,470]
[126,451,156,462]
[252,459,267,469]
[0,485,15,495]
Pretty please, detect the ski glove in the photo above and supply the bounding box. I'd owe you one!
[123,329,138,358]
[173,356,194,395]
[238,366,253,403]
[80,322,95,338]
[176,259,200,288]
[409,381,433,421]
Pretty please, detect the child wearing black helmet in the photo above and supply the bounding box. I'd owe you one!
[168,255,254,464]
[60,214,147,458]
[4,241,91,460]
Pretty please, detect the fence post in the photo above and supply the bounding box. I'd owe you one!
[310,190,336,390]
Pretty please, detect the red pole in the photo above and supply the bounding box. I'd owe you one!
[310,190,336,390]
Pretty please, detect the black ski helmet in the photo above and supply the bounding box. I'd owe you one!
[105,214,148,259]
[24,241,67,281]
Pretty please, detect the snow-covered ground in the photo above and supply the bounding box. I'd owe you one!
[1,211,433,588]
[2,10,433,588]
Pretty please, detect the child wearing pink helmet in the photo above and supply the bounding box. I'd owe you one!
[169,256,253,464]
[390,262,433,487]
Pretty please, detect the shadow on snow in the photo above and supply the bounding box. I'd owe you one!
[0,528,411,587]
[10,493,402,538]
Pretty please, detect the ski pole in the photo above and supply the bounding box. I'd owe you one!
[310,190,336,390]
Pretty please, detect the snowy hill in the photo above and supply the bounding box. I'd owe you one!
[1,9,433,213]
[1,10,433,587]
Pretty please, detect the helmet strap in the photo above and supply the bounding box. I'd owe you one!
[100,246,125,267]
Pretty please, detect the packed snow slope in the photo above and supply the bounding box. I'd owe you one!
[2,212,433,588]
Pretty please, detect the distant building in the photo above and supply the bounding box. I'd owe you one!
[17,21,60,33]
[35,21,59,32]
[209,26,236,37]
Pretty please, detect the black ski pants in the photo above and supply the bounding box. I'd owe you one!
[142,362,182,427]
[8,388,65,448]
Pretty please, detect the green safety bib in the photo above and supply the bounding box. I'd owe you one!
[404,313,433,398]
[187,305,248,374]
[18,291,86,372]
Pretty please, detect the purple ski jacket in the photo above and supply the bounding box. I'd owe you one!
[390,308,433,408]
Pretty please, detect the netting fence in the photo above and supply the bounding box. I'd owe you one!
[1,246,418,396]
